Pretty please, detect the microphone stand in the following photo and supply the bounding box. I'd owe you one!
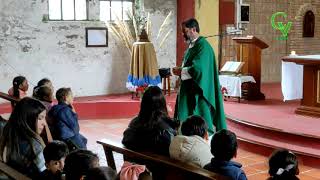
[205,29,242,70]
[205,33,225,70]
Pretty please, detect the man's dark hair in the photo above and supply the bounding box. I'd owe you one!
[43,140,69,163]
[182,18,200,33]
[56,87,72,103]
[210,129,237,161]
[64,149,99,180]
[181,115,208,138]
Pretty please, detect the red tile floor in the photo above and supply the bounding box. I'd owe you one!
[80,119,320,180]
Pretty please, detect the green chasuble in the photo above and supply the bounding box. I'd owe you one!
[174,36,227,135]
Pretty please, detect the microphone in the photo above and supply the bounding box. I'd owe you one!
[205,35,221,38]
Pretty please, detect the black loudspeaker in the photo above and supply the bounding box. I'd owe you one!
[240,4,250,23]
[159,68,171,77]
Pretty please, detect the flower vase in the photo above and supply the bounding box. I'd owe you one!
[138,29,149,42]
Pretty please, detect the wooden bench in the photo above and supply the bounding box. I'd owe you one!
[97,138,229,180]
[0,92,18,122]
[0,161,31,180]
[0,92,19,103]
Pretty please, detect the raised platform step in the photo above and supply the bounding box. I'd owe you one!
[227,116,320,168]
[0,93,177,119]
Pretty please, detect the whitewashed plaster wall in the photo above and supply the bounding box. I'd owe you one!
[145,0,177,69]
[0,0,176,103]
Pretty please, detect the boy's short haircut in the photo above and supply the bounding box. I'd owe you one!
[181,115,208,138]
[211,129,237,161]
[85,166,116,180]
[43,140,69,163]
[56,88,71,103]
[64,149,99,180]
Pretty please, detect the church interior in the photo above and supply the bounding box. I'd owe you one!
[1,0,320,179]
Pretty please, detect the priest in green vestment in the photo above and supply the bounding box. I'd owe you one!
[173,18,226,135]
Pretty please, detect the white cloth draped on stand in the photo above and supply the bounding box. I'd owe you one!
[219,75,256,97]
[281,61,303,101]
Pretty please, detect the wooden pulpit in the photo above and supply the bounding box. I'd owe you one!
[233,36,269,100]
[282,55,320,118]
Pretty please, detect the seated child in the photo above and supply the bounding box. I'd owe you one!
[204,129,247,180]
[33,85,54,111]
[34,85,55,144]
[48,88,87,150]
[40,140,69,180]
[169,115,212,167]
[64,149,99,180]
[33,82,55,144]
[85,166,117,180]
[8,76,28,107]
[8,75,29,99]
[268,149,299,180]
[33,78,54,94]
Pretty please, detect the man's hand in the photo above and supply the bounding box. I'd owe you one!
[172,67,182,76]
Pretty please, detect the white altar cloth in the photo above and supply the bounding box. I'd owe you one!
[281,61,303,101]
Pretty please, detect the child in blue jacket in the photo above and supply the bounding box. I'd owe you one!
[48,88,87,150]
[204,129,247,180]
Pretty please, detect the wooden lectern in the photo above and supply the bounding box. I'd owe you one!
[232,36,269,100]
[282,55,320,118]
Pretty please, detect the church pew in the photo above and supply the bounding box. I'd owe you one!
[0,92,17,122]
[97,138,229,180]
[0,161,31,180]
[0,92,19,102]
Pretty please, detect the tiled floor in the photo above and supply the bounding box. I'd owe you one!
[80,119,320,180]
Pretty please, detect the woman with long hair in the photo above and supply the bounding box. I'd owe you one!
[122,86,178,156]
[0,97,47,178]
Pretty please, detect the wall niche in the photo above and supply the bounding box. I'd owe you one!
[303,10,315,37]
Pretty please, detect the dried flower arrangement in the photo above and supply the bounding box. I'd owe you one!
[106,0,172,55]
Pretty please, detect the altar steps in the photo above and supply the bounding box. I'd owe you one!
[227,115,320,168]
